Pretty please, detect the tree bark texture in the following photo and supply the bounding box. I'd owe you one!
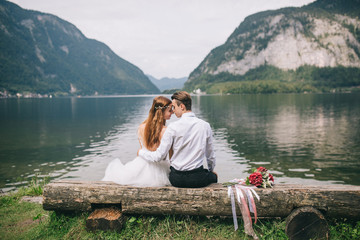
[286,206,329,240]
[86,207,125,233]
[43,180,360,219]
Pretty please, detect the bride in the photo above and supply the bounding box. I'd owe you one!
[102,96,173,187]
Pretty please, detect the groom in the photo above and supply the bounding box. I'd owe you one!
[138,91,217,188]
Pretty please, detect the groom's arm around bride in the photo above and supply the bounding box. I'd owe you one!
[138,91,217,188]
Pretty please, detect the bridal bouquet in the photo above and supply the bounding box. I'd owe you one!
[246,167,274,188]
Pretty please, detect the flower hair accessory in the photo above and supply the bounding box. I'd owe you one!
[155,105,169,110]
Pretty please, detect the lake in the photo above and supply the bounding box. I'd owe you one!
[1,93,359,192]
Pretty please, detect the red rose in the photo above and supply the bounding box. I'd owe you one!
[249,172,263,187]
[257,167,267,172]
[269,173,274,182]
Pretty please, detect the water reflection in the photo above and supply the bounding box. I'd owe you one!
[0,96,153,190]
[196,94,360,185]
[1,94,359,191]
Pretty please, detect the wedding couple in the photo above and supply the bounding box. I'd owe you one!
[102,91,217,188]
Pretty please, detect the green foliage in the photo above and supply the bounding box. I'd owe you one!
[42,212,88,238]
[1,199,360,240]
[0,175,50,210]
[22,175,50,196]
[0,185,360,240]
[307,0,360,18]
[185,65,360,94]
[329,219,360,239]
[162,88,182,94]
[0,194,17,208]
[0,199,46,240]
[255,219,288,239]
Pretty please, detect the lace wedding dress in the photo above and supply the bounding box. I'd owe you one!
[102,130,170,187]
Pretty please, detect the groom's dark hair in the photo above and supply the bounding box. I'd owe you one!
[171,91,192,111]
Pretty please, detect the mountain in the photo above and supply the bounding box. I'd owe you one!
[185,0,360,94]
[0,1,159,96]
[147,75,187,92]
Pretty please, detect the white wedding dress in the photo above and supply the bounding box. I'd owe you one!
[102,130,170,187]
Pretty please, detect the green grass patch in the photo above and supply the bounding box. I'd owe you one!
[1,193,360,240]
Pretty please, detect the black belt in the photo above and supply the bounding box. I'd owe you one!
[170,166,204,174]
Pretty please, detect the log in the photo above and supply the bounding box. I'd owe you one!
[86,207,125,233]
[286,206,329,240]
[43,180,360,219]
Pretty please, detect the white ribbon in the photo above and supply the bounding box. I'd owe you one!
[249,187,260,201]
[226,181,260,239]
[245,188,254,213]
[228,186,238,231]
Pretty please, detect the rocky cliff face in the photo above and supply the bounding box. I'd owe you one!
[186,0,360,92]
[214,14,360,75]
[0,1,159,95]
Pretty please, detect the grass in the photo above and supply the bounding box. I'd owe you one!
[0,178,359,239]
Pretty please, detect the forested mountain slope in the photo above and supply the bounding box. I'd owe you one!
[0,1,159,96]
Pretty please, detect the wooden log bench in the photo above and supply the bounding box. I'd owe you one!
[42,180,360,239]
[43,180,360,218]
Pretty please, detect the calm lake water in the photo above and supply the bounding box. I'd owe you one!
[1,93,359,191]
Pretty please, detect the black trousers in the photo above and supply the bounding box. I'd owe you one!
[169,166,218,188]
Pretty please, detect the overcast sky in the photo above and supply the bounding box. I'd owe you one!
[10,0,315,79]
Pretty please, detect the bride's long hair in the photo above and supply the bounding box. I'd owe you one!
[143,96,172,150]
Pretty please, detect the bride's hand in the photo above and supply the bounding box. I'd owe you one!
[137,148,140,156]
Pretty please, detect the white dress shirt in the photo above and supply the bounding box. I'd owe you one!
[139,112,216,171]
